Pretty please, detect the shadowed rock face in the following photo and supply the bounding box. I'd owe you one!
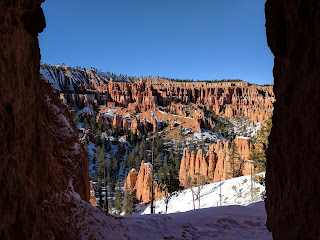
[0,1,89,239]
[265,0,320,239]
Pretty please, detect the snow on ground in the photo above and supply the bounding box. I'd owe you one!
[103,108,117,118]
[157,110,168,115]
[101,133,116,142]
[122,113,131,119]
[193,130,218,142]
[141,172,265,215]
[69,193,271,239]
[78,104,95,115]
[69,171,270,240]
[231,118,261,138]
[151,111,159,122]
[123,201,271,240]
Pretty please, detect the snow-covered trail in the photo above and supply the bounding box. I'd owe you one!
[69,192,271,239]
[122,201,271,240]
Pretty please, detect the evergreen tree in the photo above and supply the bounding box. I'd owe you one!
[90,117,97,134]
[250,117,272,172]
[96,146,108,211]
[118,142,126,159]
[73,115,79,126]
[114,182,123,214]
[228,140,240,178]
[155,154,162,172]
[122,190,135,215]
[104,138,111,151]
[159,171,180,213]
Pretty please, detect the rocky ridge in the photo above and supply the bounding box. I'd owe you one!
[41,64,274,123]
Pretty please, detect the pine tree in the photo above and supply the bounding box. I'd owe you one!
[155,154,162,172]
[228,140,240,178]
[250,117,272,172]
[90,117,97,134]
[159,170,180,213]
[73,115,79,126]
[114,182,123,214]
[122,190,135,215]
[96,146,108,211]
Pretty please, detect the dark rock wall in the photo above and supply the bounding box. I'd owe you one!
[0,1,89,239]
[265,0,320,239]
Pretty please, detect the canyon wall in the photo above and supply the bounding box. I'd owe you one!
[179,138,255,187]
[265,0,320,239]
[41,65,275,122]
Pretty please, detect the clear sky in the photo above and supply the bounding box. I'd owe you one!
[39,0,274,85]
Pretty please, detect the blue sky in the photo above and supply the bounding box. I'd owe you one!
[39,0,274,85]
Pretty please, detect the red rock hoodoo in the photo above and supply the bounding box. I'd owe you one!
[265,0,320,239]
[124,162,165,203]
[179,138,255,186]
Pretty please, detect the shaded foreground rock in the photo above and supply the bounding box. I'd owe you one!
[265,0,320,239]
[0,1,128,239]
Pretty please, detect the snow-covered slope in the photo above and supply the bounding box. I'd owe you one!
[40,63,134,92]
[123,201,271,240]
[72,197,271,240]
[140,172,265,215]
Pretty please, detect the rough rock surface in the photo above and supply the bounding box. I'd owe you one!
[265,0,320,239]
[89,181,98,207]
[124,169,138,192]
[0,1,129,239]
[179,138,255,186]
[124,162,165,203]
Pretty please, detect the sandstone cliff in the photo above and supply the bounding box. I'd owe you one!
[41,64,274,122]
[265,0,320,239]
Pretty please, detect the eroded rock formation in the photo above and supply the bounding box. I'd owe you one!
[179,138,255,186]
[265,0,320,239]
[89,181,98,207]
[124,162,165,203]
[41,65,275,122]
